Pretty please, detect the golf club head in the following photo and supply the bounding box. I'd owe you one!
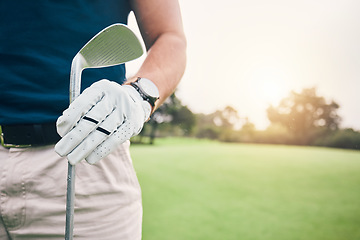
[70,23,144,102]
[79,24,143,68]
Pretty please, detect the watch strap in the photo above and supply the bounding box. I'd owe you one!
[130,77,159,108]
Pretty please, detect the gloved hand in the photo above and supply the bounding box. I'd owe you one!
[54,79,151,165]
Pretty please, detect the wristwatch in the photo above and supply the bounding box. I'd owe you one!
[130,77,160,110]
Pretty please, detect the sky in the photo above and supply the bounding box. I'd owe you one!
[127,0,360,130]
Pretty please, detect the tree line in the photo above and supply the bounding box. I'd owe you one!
[134,88,360,150]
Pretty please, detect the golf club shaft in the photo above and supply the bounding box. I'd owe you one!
[65,58,82,240]
[65,163,75,240]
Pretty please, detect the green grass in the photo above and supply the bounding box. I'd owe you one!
[130,138,360,240]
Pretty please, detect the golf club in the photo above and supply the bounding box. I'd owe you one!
[65,23,143,240]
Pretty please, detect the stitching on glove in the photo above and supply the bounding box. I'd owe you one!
[96,126,111,135]
[83,116,99,124]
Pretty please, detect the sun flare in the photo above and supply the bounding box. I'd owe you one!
[250,65,289,105]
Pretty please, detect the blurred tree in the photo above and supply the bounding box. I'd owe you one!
[195,113,221,139]
[313,128,360,150]
[195,106,241,141]
[170,105,196,135]
[209,106,240,130]
[238,118,256,142]
[137,93,196,144]
[267,88,341,145]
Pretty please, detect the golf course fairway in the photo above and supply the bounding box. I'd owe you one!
[131,138,360,240]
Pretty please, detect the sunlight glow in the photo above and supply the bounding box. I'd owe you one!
[248,65,289,106]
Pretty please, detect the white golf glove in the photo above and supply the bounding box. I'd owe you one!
[54,79,151,165]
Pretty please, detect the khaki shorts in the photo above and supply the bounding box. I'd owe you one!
[0,141,142,240]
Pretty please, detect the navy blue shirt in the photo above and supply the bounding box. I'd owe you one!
[0,0,131,124]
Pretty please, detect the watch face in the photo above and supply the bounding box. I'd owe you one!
[139,78,160,98]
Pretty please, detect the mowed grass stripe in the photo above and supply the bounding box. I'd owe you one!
[131,138,360,240]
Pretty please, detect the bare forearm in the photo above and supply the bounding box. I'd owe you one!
[129,32,186,107]
[128,0,186,110]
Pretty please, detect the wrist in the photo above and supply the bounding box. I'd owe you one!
[127,77,160,114]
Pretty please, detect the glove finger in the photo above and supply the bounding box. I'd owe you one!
[67,111,124,165]
[54,96,117,157]
[83,93,116,124]
[55,118,97,157]
[85,120,134,164]
[66,129,108,165]
[57,87,104,137]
